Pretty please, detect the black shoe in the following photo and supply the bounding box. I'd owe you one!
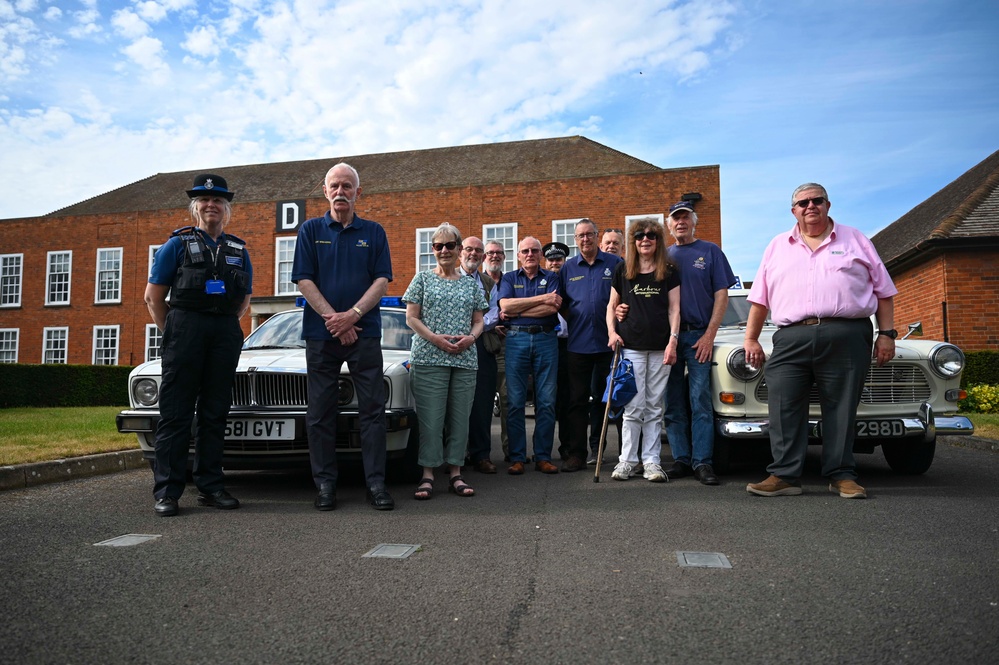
[154,497,179,517]
[197,489,240,509]
[665,461,693,480]
[314,482,336,511]
[694,464,720,486]
[586,451,599,466]
[367,486,395,511]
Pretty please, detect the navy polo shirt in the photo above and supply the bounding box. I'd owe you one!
[149,228,254,292]
[497,267,560,327]
[291,212,393,340]
[559,250,621,354]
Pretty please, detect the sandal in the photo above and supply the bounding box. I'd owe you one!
[448,475,475,497]
[414,478,434,500]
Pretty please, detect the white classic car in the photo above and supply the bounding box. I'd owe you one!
[116,298,418,473]
[709,291,974,474]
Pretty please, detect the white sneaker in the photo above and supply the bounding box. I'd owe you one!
[643,462,667,483]
[611,462,633,481]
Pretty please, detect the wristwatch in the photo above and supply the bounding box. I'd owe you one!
[877,329,898,339]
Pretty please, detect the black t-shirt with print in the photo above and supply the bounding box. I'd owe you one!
[611,262,682,350]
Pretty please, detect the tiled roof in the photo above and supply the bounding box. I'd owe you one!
[872,148,999,267]
[46,136,666,217]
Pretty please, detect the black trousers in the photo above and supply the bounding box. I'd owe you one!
[565,350,613,461]
[467,336,498,463]
[305,337,387,489]
[153,309,243,500]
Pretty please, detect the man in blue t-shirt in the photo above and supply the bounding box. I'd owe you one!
[664,201,737,485]
[291,162,395,512]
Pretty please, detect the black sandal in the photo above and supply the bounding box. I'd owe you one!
[414,478,434,500]
[448,475,475,497]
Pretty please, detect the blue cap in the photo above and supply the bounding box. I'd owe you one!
[668,201,694,217]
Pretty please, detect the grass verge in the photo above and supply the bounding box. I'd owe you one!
[966,412,999,441]
[0,406,134,466]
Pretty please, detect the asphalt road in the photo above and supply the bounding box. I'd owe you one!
[1,434,997,665]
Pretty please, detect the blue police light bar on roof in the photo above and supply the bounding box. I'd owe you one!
[380,296,404,307]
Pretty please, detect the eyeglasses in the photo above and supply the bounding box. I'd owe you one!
[462,246,484,254]
[485,250,505,256]
[605,229,623,234]
[633,231,659,241]
[575,232,596,239]
[520,248,541,255]
[793,196,826,209]
[432,241,458,251]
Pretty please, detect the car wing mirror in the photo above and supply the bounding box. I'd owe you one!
[901,322,922,340]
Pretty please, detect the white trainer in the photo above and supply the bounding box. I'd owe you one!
[611,461,634,481]
[643,462,667,482]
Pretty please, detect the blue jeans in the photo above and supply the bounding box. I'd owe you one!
[665,329,714,468]
[505,329,558,462]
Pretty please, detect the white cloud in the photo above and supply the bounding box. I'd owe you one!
[181,25,219,58]
[43,6,61,20]
[111,8,149,40]
[121,34,170,79]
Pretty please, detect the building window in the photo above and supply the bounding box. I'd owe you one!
[93,325,120,365]
[275,237,299,295]
[145,324,163,362]
[416,228,436,273]
[148,244,162,278]
[46,251,72,306]
[483,223,518,273]
[552,219,582,258]
[1,253,22,307]
[43,327,68,364]
[625,213,665,232]
[0,329,18,363]
[95,247,123,304]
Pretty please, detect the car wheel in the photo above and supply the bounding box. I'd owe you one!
[881,437,936,475]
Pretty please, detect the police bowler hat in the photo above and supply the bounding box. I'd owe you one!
[187,174,235,201]
[543,241,570,260]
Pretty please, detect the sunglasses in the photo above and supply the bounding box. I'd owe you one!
[793,196,826,209]
[432,241,458,251]
[520,248,541,255]
[633,231,659,241]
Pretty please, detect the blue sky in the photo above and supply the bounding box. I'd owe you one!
[1,0,997,280]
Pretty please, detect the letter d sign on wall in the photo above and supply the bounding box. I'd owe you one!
[276,200,306,233]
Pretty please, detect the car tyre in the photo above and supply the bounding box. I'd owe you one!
[881,437,936,475]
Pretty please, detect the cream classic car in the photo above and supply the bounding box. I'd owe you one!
[710,291,974,474]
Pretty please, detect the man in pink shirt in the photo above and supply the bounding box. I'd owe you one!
[743,183,898,499]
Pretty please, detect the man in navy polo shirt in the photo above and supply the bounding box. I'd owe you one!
[558,218,622,471]
[497,236,562,475]
[292,162,395,511]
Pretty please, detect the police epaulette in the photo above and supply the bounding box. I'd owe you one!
[224,233,245,244]
[171,226,197,237]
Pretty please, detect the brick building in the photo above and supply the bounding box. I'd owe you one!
[0,136,721,366]
[871,148,999,351]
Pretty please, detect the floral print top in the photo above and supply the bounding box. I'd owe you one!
[402,270,489,369]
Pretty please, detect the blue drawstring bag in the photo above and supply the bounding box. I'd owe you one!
[602,357,638,419]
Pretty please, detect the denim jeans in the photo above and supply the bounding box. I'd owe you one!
[505,329,558,462]
[664,329,714,468]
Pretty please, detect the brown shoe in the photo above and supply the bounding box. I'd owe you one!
[508,462,525,475]
[746,474,802,497]
[561,456,585,472]
[535,460,559,474]
[474,459,498,474]
[829,478,867,499]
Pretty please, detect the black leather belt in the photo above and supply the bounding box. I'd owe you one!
[679,323,703,332]
[509,324,555,334]
[780,317,858,328]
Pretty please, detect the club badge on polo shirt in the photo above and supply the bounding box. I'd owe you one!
[540,278,548,287]
[356,239,369,248]
[604,267,612,276]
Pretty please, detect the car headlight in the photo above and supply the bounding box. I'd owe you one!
[337,378,354,406]
[928,343,965,378]
[727,348,762,381]
[133,378,159,407]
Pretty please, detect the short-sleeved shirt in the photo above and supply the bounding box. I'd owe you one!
[291,213,393,340]
[559,250,622,353]
[666,239,736,328]
[497,267,561,327]
[149,228,254,293]
[402,270,489,369]
[748,221,897,326]
[611,263,682,350]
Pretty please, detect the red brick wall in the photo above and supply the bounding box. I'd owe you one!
[0,166,720,366]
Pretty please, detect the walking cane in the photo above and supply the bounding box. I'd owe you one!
[594,342,623,483]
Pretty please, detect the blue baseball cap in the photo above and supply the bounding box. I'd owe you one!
[668,201,694,217]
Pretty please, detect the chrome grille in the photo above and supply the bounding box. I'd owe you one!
[755,364,932,405]
[232,372,309,407]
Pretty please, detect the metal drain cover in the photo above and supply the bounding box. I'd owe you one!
[362,544,421,559]
[676,551,732,568]
[94,534,162,547]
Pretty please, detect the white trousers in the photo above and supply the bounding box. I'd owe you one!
[619,348,671,465]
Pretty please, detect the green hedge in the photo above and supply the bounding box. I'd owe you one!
[963,351,999,388]
[0,364,133,408]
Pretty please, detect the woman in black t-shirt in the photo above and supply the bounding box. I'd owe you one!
[605,219,681,482]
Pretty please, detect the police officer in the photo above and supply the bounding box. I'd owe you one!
[144,174,252,517]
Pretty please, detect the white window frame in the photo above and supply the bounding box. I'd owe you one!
[92,325,120,365]
[46,250,72,306]
[1,253,23,307]
[148,244,162,278]
[483,223,518,273]
[416,227,436,274]
[624,213,665,234]
[552,219,583,259]
[0,328,18,363]
[145,323,163,362]
[275,236,299,296]
[95,247,123,304]
[43,327,68,364]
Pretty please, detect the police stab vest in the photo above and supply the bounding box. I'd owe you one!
[168,226,249,315]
